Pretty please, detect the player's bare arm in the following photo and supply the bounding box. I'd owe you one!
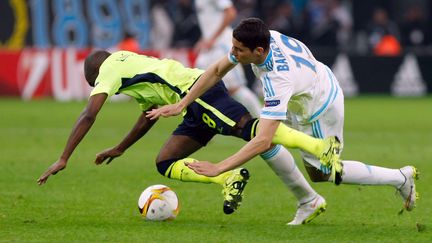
[187,118,281,176]
[146,56,235,120]
[37,93,108,185]
[95,106,158,165]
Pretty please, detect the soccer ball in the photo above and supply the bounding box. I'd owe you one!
[138,184,179,221]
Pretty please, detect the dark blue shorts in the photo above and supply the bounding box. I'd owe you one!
[173,81,249,145]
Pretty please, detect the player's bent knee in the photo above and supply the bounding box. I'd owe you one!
[239,118,259,141]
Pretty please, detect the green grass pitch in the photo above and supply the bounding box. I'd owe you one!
[1,97,431,242]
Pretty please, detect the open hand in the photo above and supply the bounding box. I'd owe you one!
[37,159,67,185]
[186,160,222,177]
[95,147,124,165]
[146,104,183,120]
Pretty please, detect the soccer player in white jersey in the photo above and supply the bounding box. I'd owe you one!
[147,18,419,225]
[194,0,262,117]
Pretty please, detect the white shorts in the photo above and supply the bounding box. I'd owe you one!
[195,43,247,89]
[286,90,345,169]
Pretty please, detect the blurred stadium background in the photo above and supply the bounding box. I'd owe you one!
[0,0,431,99]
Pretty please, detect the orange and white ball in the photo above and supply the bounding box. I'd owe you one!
[138,185,179,221]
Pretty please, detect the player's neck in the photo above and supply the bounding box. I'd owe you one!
[254,49,270,65]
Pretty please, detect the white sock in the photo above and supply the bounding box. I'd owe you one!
[231,86,262,117]
[261,145,317,204]
[336,160,405,187]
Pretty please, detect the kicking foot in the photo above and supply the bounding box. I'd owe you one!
[222,168,250,214]
[287,194,327,225]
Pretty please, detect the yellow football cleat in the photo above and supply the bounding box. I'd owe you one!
[320,136,343,185]
[222,168,250,214]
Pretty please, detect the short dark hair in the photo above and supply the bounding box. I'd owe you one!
[84,50,111,87]
[233,18,270,51]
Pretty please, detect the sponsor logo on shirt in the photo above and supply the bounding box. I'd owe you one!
[265,100,280,107]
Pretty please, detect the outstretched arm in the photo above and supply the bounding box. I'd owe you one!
[187,119,281,176]
[94,106,158,165]
[146,56,236,119]
[37,93,107,185]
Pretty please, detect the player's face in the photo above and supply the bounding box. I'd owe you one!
[231,38,258,64]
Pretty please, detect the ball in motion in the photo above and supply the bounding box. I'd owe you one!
[138,184,179,221]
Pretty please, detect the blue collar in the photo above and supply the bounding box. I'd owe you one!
[256,49,273,71]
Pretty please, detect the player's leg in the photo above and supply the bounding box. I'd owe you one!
[303,146,414,189]
[272,122,341,171]
[233,115,326,224]
[305,158,419,211]
[336,161,418,210]
[156,133,249,215]
[260,144,326,225]
[300,94,419,211]
[240,113,341,173]
[156,133,231,185]
[237,116,319,206]
[294,85,344,183]
[190,83,254,214]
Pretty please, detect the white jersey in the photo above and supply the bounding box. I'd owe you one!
[195,0,233,44]
[229,30,341,124]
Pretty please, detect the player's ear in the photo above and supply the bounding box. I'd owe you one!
[254,47,265,56]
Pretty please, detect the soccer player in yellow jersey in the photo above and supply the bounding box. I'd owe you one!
[38,50,339,221]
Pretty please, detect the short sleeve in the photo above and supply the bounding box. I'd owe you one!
[89,63,122,98]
